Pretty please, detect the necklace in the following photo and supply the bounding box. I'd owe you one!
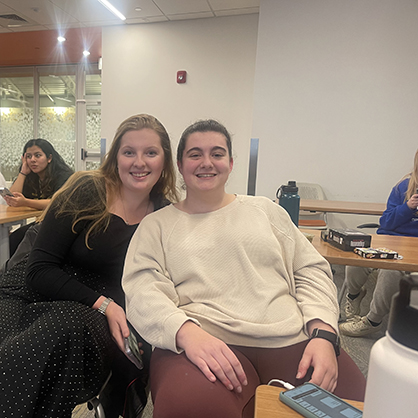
[122,198,150,225]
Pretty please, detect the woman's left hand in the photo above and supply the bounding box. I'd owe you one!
[4,192,26,207]
[297,337,338,392]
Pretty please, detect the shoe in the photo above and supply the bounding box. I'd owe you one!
[344,287,366,320]
[339,316,382,337]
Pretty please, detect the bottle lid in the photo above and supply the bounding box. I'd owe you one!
[282,180,298,193]
[388,274,418,351]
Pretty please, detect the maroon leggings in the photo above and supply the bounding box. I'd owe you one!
[150,341,366,418]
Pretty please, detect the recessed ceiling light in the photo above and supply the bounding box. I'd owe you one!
[83,50,91,57]
[135,7,142,12]
[97,0,126,21]
[57,36,66,42]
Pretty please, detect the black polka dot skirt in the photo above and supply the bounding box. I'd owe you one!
[0,258,147,418]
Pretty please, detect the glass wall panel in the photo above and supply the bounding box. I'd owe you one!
[0,74,34,181]
[0,65,102,179]
[85,73,102,170]
[38,68,77,171]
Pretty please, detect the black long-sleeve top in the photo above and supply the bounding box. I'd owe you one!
[26,209,137,308]
[26,177,168,308]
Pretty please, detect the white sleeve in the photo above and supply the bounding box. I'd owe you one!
[122,216,199,352]
[267,200,339,333]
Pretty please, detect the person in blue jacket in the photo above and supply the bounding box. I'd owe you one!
[340,149,418,336]
[376,176,418,236]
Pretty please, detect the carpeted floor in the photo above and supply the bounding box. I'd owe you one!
[73,264,385,417]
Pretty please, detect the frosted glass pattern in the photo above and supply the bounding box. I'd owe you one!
[0,107,102,180]
[38,107,76,170]
[87,108,101,150]
[0,108,34,181]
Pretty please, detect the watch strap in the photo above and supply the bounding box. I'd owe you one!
[98,297,113,315]
[310,328,340,356]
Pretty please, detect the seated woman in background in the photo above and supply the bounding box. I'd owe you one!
[4,138,73,210]
[340,149,418,337]
[0,114,178,418]
[4,139,73,257]
[123,119,366,418]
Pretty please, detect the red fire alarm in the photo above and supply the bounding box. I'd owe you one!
[177,70,187,84]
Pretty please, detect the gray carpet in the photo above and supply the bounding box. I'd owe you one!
[73,264,385,417]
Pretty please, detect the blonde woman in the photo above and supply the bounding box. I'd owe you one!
[340,149,418,337]
[0,114,178,418]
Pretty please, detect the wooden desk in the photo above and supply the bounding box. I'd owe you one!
[305,229,418,272]
[254,385,363,418]
[300,199,386,216]
[0,206,43,266]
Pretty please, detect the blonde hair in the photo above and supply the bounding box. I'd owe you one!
[400,149,418,201]
[39,171,108,247]
[40,114,178,247]
[101,114,178,205]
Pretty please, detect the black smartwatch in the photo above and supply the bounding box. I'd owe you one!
[309,328,340,356]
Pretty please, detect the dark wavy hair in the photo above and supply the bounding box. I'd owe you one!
[21,139,73,198]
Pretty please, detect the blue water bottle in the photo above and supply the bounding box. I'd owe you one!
[277,181,300,226]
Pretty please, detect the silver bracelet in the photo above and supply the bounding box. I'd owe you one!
[98,297,113,315]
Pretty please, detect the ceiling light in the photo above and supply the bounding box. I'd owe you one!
[135,7,142,12]
[97,0,126,21]
[57,36,66,42]
[83,50,91,57]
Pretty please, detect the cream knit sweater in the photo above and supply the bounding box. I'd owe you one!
[123,195,338,353]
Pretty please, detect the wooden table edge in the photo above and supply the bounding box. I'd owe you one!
[0,208,43,225]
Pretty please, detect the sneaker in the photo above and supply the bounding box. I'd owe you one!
[339,316,382,337]
[344,287,367,320]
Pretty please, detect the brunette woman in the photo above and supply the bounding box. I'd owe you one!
[5,138,73,210]
[123,120,365,418]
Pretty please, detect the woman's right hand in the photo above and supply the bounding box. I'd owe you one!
[176,321,248,393]
[105,300,130,352]
[4,192,27,207]
[407,193,418,210]
[93,296,129,352]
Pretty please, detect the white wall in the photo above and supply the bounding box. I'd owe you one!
[252,0,418,226]
[101,15,258,195]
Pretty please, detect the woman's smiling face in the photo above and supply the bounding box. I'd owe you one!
[178,131,233,194]
[117,128,165,194]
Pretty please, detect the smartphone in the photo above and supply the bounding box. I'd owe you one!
[0,187,13,198]
[279,383,362,418]
[124,324,144,370]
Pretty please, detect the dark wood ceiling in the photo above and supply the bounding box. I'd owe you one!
[0,27,102,67]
